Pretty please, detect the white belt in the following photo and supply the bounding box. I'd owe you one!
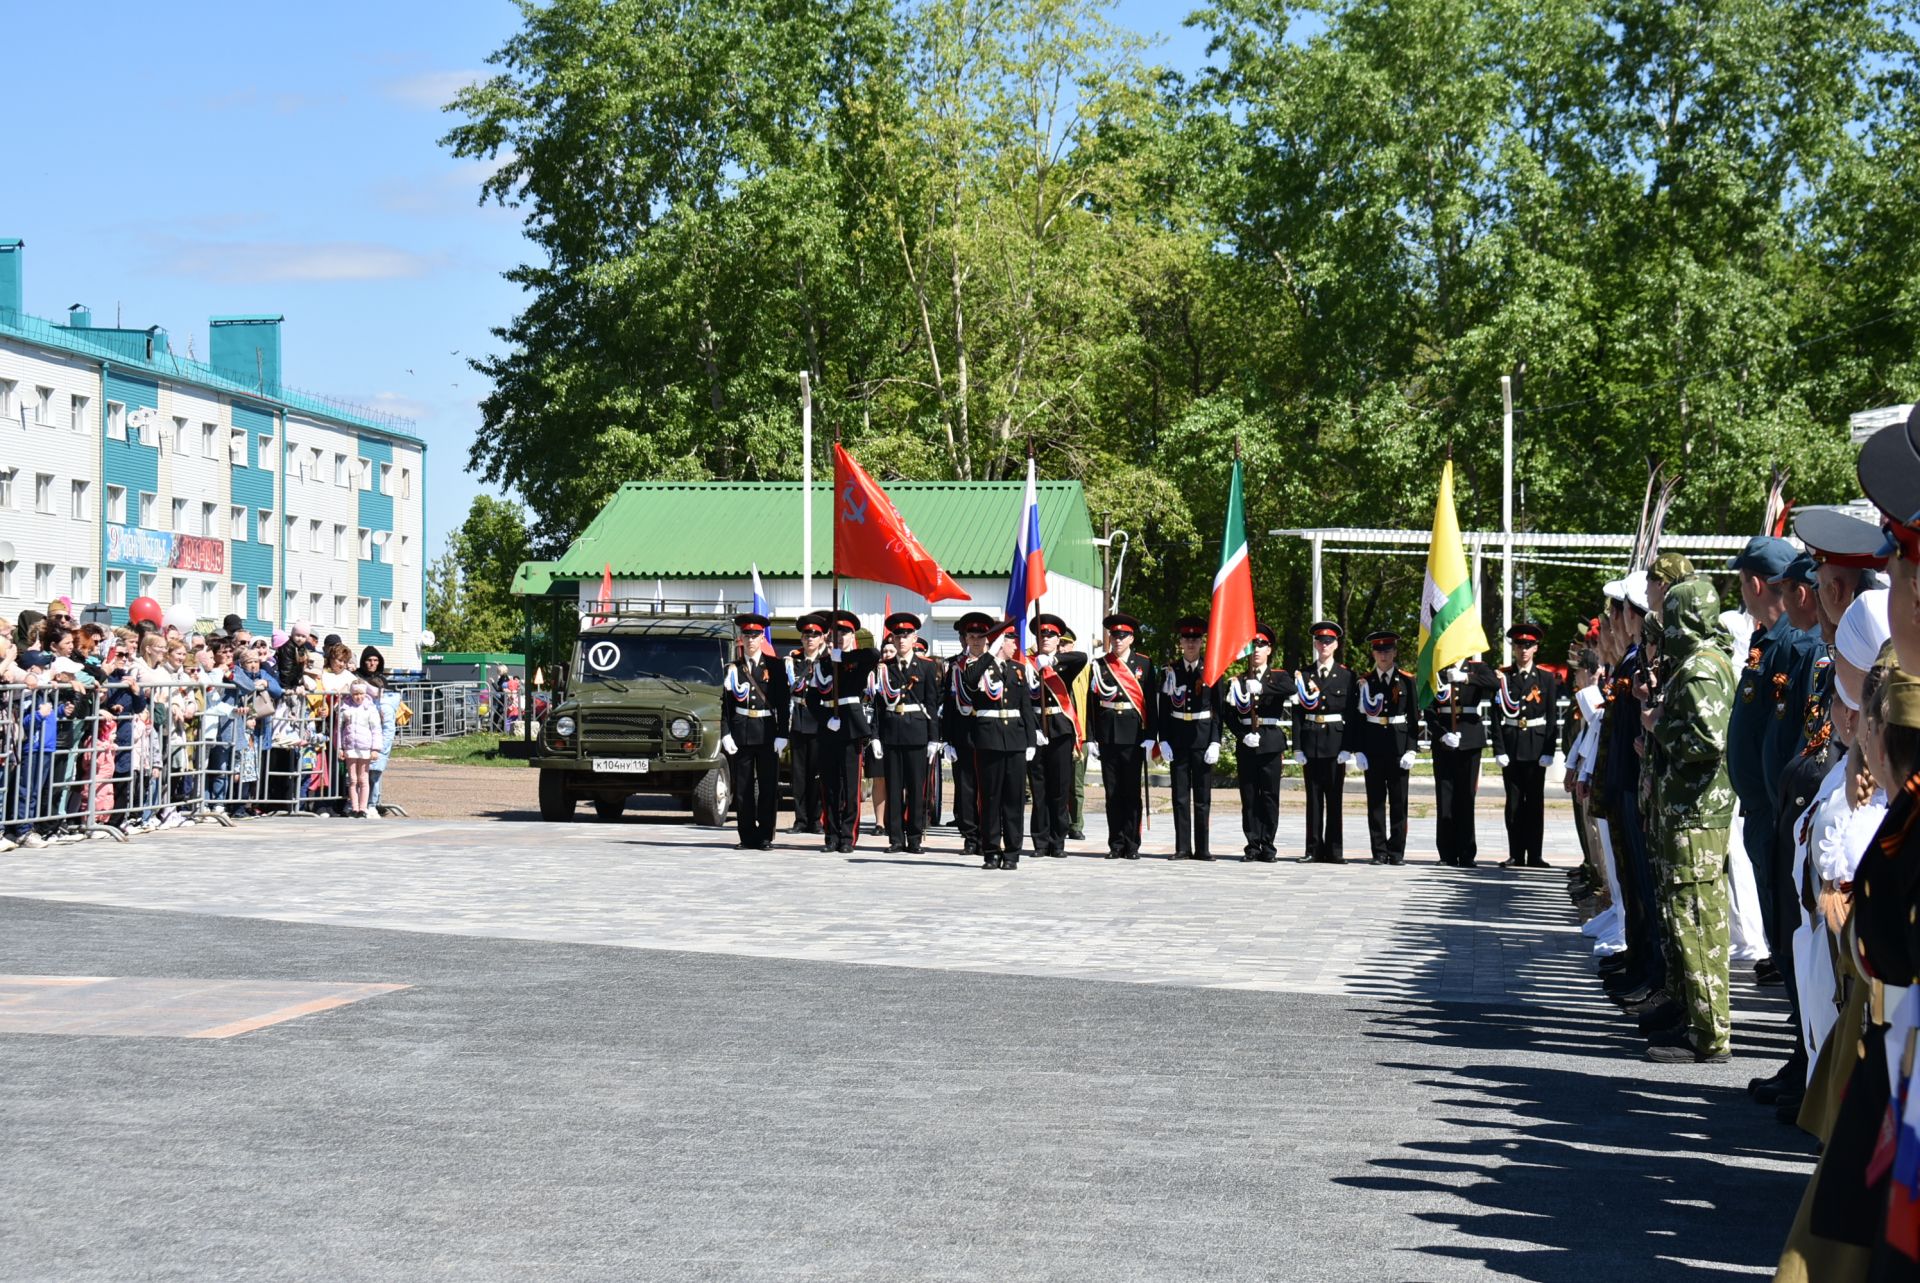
[1364,714,1389,725]
[1305,713,1343,724]
[884,703,925,713]
[1170,710,1211,721]
[735,709,773,718]
[1099,699,1138,711]
[834,695,866,706]
[974,709,1021,719]
[1505,716,1547,728]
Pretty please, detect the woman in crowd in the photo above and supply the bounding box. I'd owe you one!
[356,646,401,815]
[229,639,282,817]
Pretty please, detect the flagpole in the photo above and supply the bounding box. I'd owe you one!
[801,372,813,615]
[832,422,841,616]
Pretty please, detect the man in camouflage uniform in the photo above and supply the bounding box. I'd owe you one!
[1642,563,1737,1064]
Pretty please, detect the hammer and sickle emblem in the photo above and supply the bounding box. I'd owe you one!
[840,482,869,525]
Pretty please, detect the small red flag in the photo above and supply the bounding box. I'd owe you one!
[832,444,970,603]
[593,563,613,625]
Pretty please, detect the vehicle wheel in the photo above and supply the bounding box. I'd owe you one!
[538,770,575,822]
[593,797,625,822]
[691,765,732,828]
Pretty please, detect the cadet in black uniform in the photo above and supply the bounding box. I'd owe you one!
[817,609,877,853]
[1351,628,1419,865]
[1292,621,1356,863]
[785,614,830,833]
[1026,613,1087,858]
[1089,612,1155,860]
[872,612,941,853]
[964,618,1038,868]
[1226,621,1295,862]
[719,612,790,850]
[1492,620,1560,868]
[1425,655,1496,866]
[941,612,993,853]
[1157,615,1223,860]
[916,636,945,827]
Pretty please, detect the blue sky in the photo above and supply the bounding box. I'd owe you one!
[5,2,1211,560]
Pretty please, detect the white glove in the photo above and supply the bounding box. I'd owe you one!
[774,737,788,754]
[927,741,941,762]
[829,646,842,661]
[1140,738,1155,754]
[1447,665,1468,683]
[1245,679,1262,696]
[827,716,841,732]
[1203,743,1220,765]
[1398,750,1415,770]
[1088,741,1101,760]
[1538,753,1553,767]
[1354,752,1370,771]
[943,743,959,763]
[1035,731,1047,748]
[1158,740,1174,761]
[720,734,737,756]
[1025,746,1036,762]
[1242,731,1261,749]
[1293,751,1308,766]
[1336,751,1352,766]
[872,739,885,760]
[1496,753,1511,767]
[1036,653,1054,669]
[1440,731,1461,749]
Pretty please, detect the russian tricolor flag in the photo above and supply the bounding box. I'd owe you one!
[749,563,774,655]
[1005,454,1048,648]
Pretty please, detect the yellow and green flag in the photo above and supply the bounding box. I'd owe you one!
[1415,460,1491,707]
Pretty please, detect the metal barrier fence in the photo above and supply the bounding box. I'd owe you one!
[1,679,403,846]
[384,681,500,741]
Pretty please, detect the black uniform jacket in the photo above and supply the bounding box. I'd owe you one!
[1157,658,1223,753]
[1226,667,1297,758]
[962,652,1039,751]
[872,655,941,747]
[1087,650,1156,745]
[1026,650,1088,742]
[1490,665,1560,761]
[1349,667,1419,761]
[1290,663,1355,759]
[941,649,984,747]
[817,646,878,738]
[721,650,791,745]
[786,648,828,735]
[1424,661,1496,753]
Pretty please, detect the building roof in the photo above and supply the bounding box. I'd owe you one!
[0,306,422,444]
[546,481,1100,585]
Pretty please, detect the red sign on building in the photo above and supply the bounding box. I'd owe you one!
[171,535,225,574]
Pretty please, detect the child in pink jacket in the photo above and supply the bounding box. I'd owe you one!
[337,682,383,818]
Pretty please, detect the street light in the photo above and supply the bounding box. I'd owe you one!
[1089,530,1131,617]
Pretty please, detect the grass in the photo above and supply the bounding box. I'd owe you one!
[392,733,529,768]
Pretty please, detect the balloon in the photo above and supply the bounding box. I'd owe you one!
[128,596,162,626]
[162,603,197,634]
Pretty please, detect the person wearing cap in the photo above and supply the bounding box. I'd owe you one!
[1492,621,1560,869]
[1089,612,1156,860]
[1155,616,1224,861]
[1641,572,1737,1064]
[1026,613,1087,859]
[719,613,791,851]
[784,613,832,835]
[873,612,941,854]
[913,634,946,828]
[1724,535,1798,974]
[1060,624,1090,841]
[942,612,996,855]
[1351,628,1419,866]
[1425,652,1497,868]
[1225,621,1295,862]
[1597,571,1671,1014]
[1291,621,1355,863]
[963,617,1038,868]
[815,610,878,854]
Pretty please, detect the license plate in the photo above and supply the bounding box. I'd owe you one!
[592,757,649,774]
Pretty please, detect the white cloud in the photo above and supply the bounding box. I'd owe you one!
[149,239,444,284]
[374,155,519,217]
[383,69,485,109]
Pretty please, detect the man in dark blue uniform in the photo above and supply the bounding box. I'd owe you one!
[1722,535,1797,972]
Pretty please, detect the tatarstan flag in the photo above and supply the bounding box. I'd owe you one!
[1203,458,1256,687]
[1415,460,1492,707]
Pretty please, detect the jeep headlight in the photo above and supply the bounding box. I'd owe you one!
[668,716,692,739]
[555,715,576,738]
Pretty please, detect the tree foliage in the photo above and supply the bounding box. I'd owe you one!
[424,495,533,653]
[447,0,1920,661]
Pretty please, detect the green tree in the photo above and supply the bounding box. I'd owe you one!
[424,496,532,652]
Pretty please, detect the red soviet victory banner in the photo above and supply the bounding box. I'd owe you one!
[832,443,971,603]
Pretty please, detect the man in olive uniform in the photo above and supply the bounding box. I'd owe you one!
[719,612,791,850]
[1226,621,1295,862]
[1026,613,1087,858]
[1157,616,1224,861]
[1292,621,1356,863]
[964,618,1038,868]
[817,609,878,854]
[1089,612,1155,860]
[1426,654,1496,867]
[1492,621,1560,868]
[785,614,830,833]
[1643,572,1738,1064]
[1351,628,1420,866]
[873,612,942,854]
[942,612,994,854]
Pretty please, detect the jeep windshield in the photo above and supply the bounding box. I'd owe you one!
[577,635,725,686]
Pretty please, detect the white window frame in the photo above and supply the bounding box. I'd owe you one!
[35,563,54,599]
[378,599,391,633]
[35,385,54,424]
[170,576,187,605]
[70,479,88,521]
[70,566,89,602]
[106,485,126,524]
[309,518,323,553]
[334,452,349,487]
[259,509,275,546]
[229,583,245,616]
[259,435,275,471]
[257,585,272,621]
[0,560,12,597]
[333,594,347,627]
[201,501,217,537]
[107,569,126,608]
[34,473,55,515]
[107,401,126,440]
[139,492,157,528]
[71,394,88,433]
[230,505,248,541]
[358,527,372,561]
[0,467,14,509]
[230,428,248,464]
[172,416,189,455]
[0,379,16,420]
[171,497,188,532]
[139,572,156,600]
[201,421,219,459]
[333,523,347,561]
[357,596,371,630]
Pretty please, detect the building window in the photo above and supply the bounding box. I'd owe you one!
[0,561,11,596]
[229,583,245,616]
[358,528,372,561]
[107,569,125,607]
[70,479,88,521]
[399,466,412,499]
[0,468,13,509]
[106,485,126,524]
[259,435,274,471]
[357,596,371,630]
[397,601,410,630]
[259,509,275,546]
[309,592,323,624]
[172,416,189,455]
[307,446,322,481]
[284,590,296,621]
[135,408,157,446]
[378,599,391,633]
[334,452,349,487]
[35,386,54,424]
[398,534,411,566]
[257,585,271,621]
[378,462,393,495]
[331,594,345,626]
[171,498,188,532]
[230,427,248,464]
[35,564,54,599]
[107,402,126,440]
[200,581,216,614]
[170,576,187,605]
[70,567,89,602]
[198,501,214,536]
[308,518,323,553]
[230,505,247,540]
[139,492,157,528]
[139,572,156,600]
[71,394,88,433]
[0,379,16,420]
[35,473,54,514]
[333,523,347,560]
[202,422,218,459]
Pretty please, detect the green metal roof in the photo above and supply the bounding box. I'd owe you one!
[511,560,564,598]
[546,481,1100,585]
